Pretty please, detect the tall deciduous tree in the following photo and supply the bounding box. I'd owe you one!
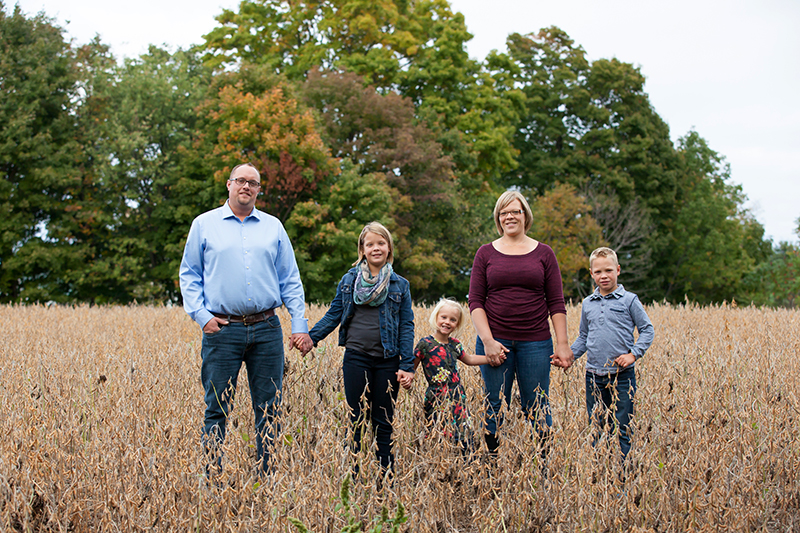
[72,46,212,302]
[286,161,403,302]
[0,3,84,302]
[197,65,336,223]
[529,183,606,300]
[659,131,763,304]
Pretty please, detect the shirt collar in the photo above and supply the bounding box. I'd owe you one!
[222,200,261,221]
[588,284,626,300]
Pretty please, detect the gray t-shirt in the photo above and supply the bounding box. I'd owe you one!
[346,304,384,358]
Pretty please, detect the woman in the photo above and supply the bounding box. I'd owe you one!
[468,191,572,457]
[307,222,415,475]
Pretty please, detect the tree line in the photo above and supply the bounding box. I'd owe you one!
[1,0,797,307]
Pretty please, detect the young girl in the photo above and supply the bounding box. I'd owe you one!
[410,298,488,453]
[306,222,415,475]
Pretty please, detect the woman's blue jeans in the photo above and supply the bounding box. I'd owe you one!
[342,348,400,472]
[585,367,636,460]
[477,337,553,439]
[200,316,284,474]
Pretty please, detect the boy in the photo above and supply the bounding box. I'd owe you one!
[570,247,654,462]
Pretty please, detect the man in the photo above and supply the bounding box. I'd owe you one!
[180,162,313,476]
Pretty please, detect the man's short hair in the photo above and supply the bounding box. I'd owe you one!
[229,163,260,180]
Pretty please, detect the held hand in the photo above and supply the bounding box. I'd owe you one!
[396,370,414,390]
[483,339,509,367]
[202,316,228,334]
[550,344,574,369]
[614,353,636,368]
[291,333,314,356]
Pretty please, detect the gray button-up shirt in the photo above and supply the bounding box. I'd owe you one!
[570,284,655,375]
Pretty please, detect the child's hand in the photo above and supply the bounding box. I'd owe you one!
[396,370,414,390]
[614,353,636,368]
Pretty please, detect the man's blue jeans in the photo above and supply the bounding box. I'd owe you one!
[585,367,636,460]
[200,316,284,474]
[477,337,553,439]
[342,348,400,472]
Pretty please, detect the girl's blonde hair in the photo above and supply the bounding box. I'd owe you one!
[353,222,395,266]
[493,190,533,236]
[428,298,465,337]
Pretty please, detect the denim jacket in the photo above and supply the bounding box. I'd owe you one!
[309,267,415,372]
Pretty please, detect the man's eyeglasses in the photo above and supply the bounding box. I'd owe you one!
[229,177,261,189]
[499,209,523,218]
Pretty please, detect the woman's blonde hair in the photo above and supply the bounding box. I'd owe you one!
[353,222,395,266]
[493,190,533,236]
[428,298,465,337]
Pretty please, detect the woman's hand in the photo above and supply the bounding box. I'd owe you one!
[483,339,509,367]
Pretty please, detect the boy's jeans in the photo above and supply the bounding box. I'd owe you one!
[585,367,636,460]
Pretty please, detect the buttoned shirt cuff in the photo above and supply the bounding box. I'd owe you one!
[195,309,214,329]
[291,317,309,334]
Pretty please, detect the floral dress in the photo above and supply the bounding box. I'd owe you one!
[414,335,475,451]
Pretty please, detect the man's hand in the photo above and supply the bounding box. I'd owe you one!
[291,333,314,355]
[614,353,635,368]
[203,316,228,334]
[396,370,414,390]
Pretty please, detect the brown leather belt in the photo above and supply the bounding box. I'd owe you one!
[212,309,275,325]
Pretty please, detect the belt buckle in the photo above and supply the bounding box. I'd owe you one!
[243,314,252,326]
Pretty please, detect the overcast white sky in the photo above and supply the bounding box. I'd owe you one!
[11,0,800,244]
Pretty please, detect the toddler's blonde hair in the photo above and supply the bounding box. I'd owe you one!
[428,298,465,337]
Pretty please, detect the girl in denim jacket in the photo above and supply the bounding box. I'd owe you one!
[308,222,415,476]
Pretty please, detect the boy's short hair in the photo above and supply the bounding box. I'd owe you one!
[428,298,465,336]
[493,191,533,236]
[589,247,619,268]
[354,221,395,266]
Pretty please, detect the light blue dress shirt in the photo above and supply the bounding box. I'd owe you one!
[179,201,309,333]
[570,284,654,375]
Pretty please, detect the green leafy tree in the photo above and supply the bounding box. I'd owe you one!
[743,240,800,308]
[0,3,86,302]
[197,65,336,223]
[659,131,760,303]
[201,0,518,199]
[286,161,403,302]
[71,46,212,303]
[489,27,775,302]
[299,69,459,297]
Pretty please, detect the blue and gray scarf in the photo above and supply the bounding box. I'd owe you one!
[353,260,393,306]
